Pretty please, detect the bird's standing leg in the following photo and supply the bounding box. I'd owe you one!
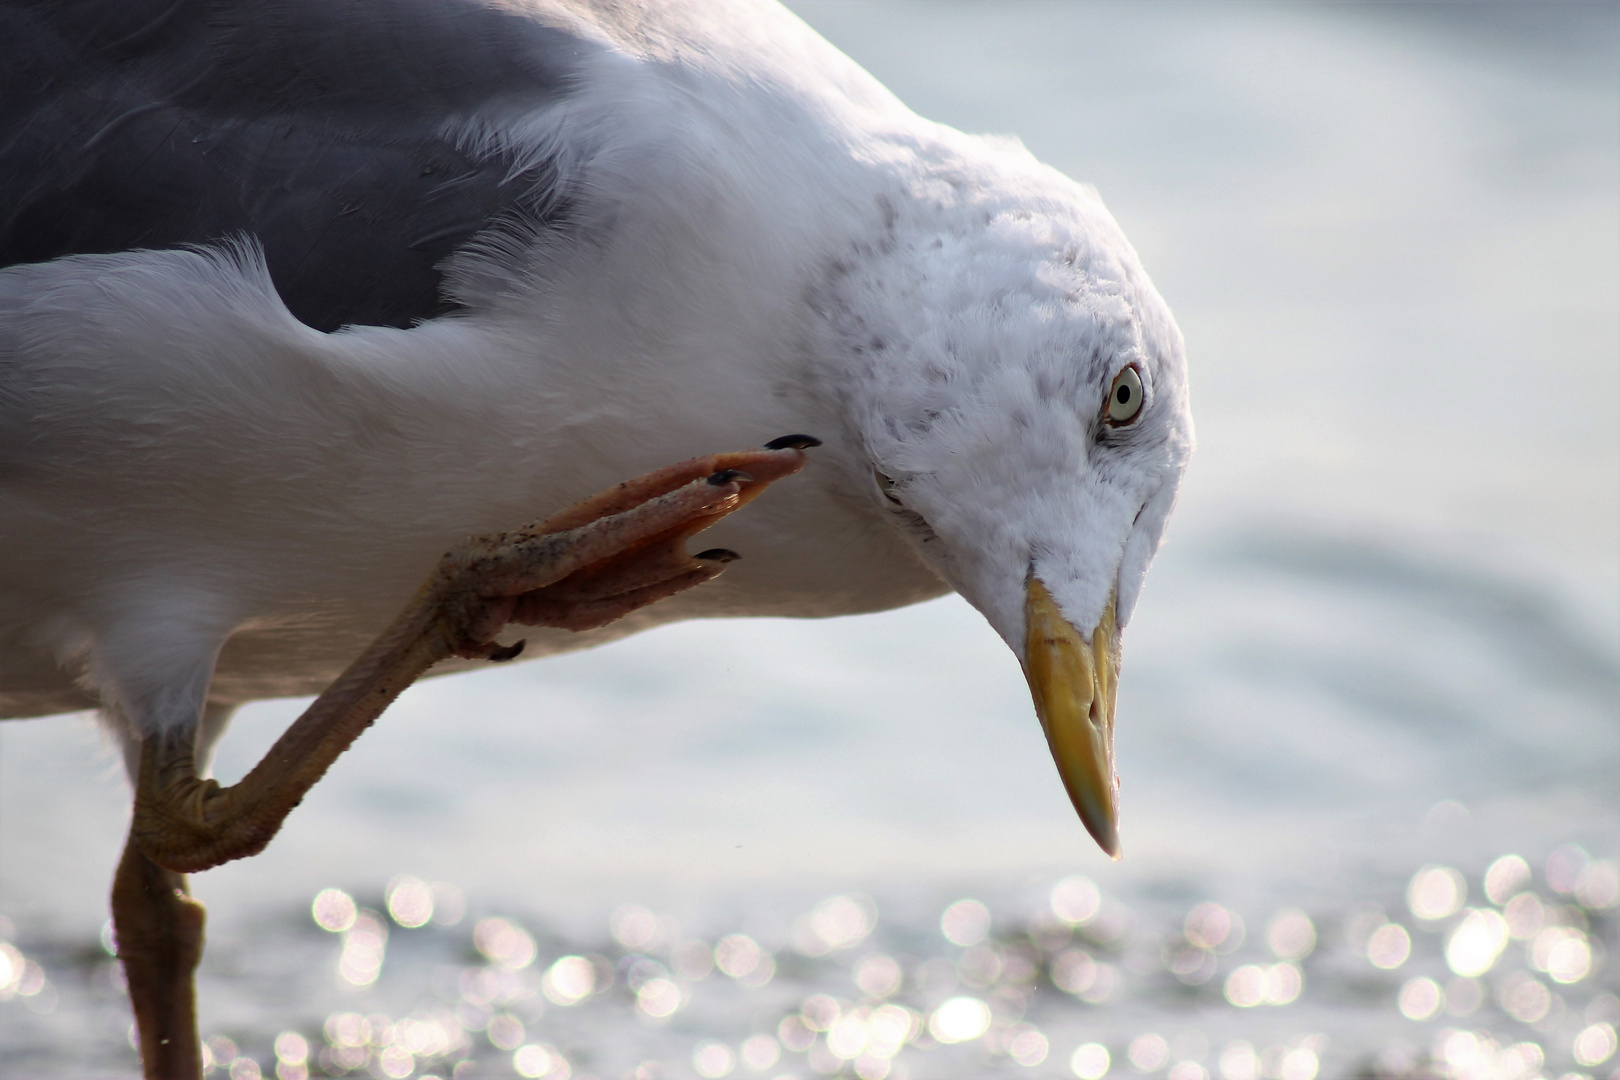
[115,441,814,1078]
[114,702,236,1080]
[113,828,206,1079]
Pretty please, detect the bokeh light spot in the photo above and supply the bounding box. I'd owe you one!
[928,996,991,1044]
[473,917,536,970]
[1280,1047,1318,1080]
[866,1003,916,1058]
[1407,867,1466,921]
[1266,909,1316,961]
[1080,962,1121,1005]
[1398,977,1442,1020]
[1072,1042,1111,1080]
[1576,860,1619,909]
[855,1054,890,1080]
[1185,903,1240,952]
[1218,1042,1258,1080]
[1051,877,1101,926]
[1129,1033,1169,1072]
[1265,963,1302,1006]
[487,1014,525,1051]
[940,899,991,947]
[739,1033,781,1071]
[828,1013,868,1059]
[1367,923,1411,970]
[385,876,433,928]
[1573,1023,1617,1067]
[1224,966,1266,1008]
[1445,909,1508,977]
[715,934,762,979]
[429,882,465,926]
[336,910,386,987]
[1503,893,1545,939]
[1010,1028,1049,1066]
[673,940,714,981]
[1485,856,1532,905]
[801,993,840,1032]
[636,977,681,1019]
[813,895,877,951]
[513,1043,569,1079]
[611,904,663,951]
[273,1032,308,1065]
[1547,845,1590,895]
[777,1016,815,1052]
[377,1045,413,1079]
[854,954,903,998]
[1168,1061,1208,1080]
[543,956,595,1005]
[1497,973,1552,1023]
[311,889,356,933]
[693,1040,736,1078]
[1532,926,1594,984]
[1053,949,1098,996]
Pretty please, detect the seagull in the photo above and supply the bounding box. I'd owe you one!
[0,0,1193,1074]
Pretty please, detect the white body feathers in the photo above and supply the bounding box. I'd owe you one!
[0,0,1190,741]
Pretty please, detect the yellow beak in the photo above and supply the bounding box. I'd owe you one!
[1023,578,1121,858]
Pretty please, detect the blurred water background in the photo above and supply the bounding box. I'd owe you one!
[1,3,1616,1078]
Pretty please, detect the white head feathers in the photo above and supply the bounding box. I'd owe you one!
[824,134,1193,656]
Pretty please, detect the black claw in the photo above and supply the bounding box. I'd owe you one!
[764,434,822,450]
[488,640,526,663]
[694,548,742,562]
[708,469,753,486]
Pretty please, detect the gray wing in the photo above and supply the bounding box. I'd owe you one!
[0,0,592,331]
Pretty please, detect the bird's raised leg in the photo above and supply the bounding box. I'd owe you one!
[115,440,814,1078]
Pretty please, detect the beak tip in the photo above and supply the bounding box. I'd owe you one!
[1085,818,1123,861]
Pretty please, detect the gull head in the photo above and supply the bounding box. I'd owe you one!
[825,146,1193,856]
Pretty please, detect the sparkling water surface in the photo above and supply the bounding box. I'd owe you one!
[1,3,1616,1078]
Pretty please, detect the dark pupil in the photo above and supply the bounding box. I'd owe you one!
[1116,384,1132,405]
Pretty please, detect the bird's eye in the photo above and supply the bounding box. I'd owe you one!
[1106,365,1144,425]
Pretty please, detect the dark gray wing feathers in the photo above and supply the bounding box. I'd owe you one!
[0,0,591,331]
